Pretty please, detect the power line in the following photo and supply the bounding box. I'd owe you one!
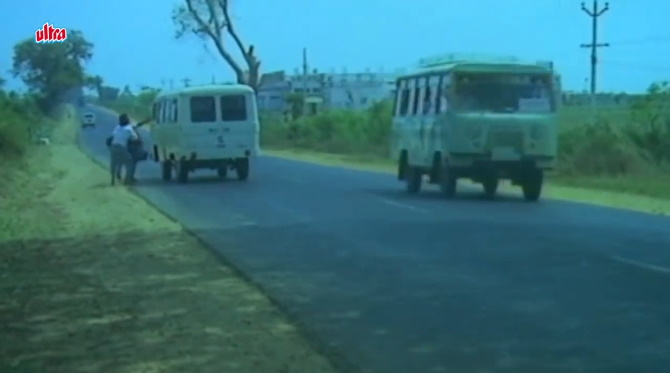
[601,60,670,73]
[580,0,610,95]
[607,36,670,46]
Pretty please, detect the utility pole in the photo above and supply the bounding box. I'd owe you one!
[580,1,609,96]
[302,47,308,115]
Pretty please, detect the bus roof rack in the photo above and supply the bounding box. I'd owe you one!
[417,53,554,70]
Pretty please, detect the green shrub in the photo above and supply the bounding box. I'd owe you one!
[261,100,392,156]
[0,90,43,157]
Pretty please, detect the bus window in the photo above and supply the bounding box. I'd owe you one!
[411,78,421,116]
[170,99,178,122]
[190,96,217,122]
[437,75,451,114]
[220,95,247,121]
[159,101,167,123]
[434,76,443,114]
[452,73,554,113]
[392,80,401,115]
[422,76,433,114]
[398,88,410,116]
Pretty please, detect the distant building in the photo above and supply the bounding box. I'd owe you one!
[321,71,397,110]
[257,69,398,112]
[256,70,291,111]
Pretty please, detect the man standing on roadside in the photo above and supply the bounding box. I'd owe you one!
[110,113,152,182]
[108,115,138,186]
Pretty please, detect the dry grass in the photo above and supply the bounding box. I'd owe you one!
[0,107,339,373]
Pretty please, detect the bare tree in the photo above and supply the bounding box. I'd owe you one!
[173,0,261,91]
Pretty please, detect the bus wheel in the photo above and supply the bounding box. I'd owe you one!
[405,166,422,194]
[217,165,228,179]
[439,166,457,199]
[521,169,544,202]
[235,158,249,181]
[482,177,498,199]
[161,161,172,181]
[397,152,408,181]
[176,159,189,183]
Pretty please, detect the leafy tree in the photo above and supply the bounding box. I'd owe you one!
[99,86,120,102]
[172,0,261,90]
[121,85,133,96]
[137,88,159,107]
[11,29,93,111]
[85,74,104,95]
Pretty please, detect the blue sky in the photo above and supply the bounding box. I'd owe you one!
[1,0,668,93]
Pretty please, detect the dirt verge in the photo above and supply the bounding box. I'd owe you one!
[0,107,339,373]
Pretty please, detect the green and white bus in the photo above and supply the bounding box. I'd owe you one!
[391,53,560,201]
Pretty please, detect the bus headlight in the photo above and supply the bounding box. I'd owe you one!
[530,124,543,140]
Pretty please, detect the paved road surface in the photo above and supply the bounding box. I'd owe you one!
[81,107,670,373]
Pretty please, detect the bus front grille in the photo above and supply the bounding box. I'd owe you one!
[488,131,524,152]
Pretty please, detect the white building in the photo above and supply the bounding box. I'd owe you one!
[257,69,398,112]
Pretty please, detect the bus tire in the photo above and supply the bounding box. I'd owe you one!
[217,166,228,179]
[236,158,249,181]
[482,177,498,199]
[397,151,408,181]
[439,166,457,199]
[405,166,422,194]
[176,159,189,183]
[522,169,543,202]
[161,161,172,181]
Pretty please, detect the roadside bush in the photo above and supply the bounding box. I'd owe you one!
[261,100,392,156]
[0,90,43,157]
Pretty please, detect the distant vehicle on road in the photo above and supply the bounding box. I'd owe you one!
[391,53,560,201]
[81,112,96,128]
[150,84,260,183]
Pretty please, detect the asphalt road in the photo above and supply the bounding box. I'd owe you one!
[81,107,670,373]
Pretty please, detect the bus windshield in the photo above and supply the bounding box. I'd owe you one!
[451,73,555,114]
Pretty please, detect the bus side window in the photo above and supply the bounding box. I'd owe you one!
[156,101,163,124]
[411,78,421,116]
[166,100,173,123]
[152,103,159,123]
[171,99,178,123]
[392,80,401,116]
[398,80,411,116]
[434,75,443,114]
[160,100,167,123]
[436,74,450,114]
[423,76,433,114]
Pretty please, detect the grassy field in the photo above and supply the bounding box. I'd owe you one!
[0,106,339,373]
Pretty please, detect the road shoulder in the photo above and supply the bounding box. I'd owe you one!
[0,107,339,373]
[264,148,670,216]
